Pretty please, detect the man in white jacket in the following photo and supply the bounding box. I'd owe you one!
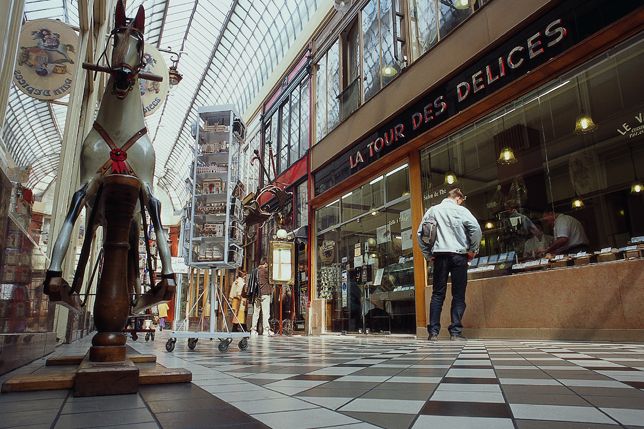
[417,188,482,341]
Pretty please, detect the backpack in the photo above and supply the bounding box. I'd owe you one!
[246,267,259,302]
[417,206,437,259]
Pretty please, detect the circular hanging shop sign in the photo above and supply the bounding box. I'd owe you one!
[140,43,169,117]
[319,240,336,264]
[13,19,78,100]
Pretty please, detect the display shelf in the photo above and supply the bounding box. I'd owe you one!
[187,105,245,268]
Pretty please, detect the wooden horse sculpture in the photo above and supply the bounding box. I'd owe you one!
[44,1,174,361]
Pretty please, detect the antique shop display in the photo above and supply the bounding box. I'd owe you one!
[187,105,245,268]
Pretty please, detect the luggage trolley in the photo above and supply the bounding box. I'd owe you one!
[165,268,249,353]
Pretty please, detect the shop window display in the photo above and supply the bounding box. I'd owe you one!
[420,36,644,280]
[316,164,414,334]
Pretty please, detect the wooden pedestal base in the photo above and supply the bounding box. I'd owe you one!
[74,353,139,396]
[1,352,191,395]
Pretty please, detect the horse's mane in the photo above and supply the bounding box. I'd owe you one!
[112,22,142,66]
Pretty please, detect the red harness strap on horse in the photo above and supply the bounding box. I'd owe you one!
[94,122,147,177]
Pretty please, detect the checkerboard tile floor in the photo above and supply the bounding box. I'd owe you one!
[1,333,643,428]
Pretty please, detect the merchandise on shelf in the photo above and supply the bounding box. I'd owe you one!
[187,105,246,268]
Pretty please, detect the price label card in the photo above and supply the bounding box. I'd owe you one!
[554,255,564,260]
[632,236,644,243]
[600,247,612,254]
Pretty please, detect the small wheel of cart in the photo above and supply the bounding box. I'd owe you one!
[238,337,248,350]
[131,332,138,341]
[145,332,150,341]
[218,339,231,353]
[188,338,198,350]
[165,338,176,352]
[151,332,155,341]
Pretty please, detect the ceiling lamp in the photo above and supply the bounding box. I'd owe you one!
[573,77,598,135]
[485,222,494,229]
[571,198,585,209]
[382,65,398,77]
[453,0,469,9]
[497,147,518,165]
[333,0,351,13]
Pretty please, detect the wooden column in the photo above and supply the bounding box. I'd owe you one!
[409,149,428,336]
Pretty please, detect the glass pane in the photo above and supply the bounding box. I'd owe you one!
[327,40,341,132]
[290,88,301,163]
[362,0,380,102]
[438,0,470,39]
[379,0,400,87]
[300,80,310,156]
[315,54,327,143]
[341,186,364,223]
[410,0,438,59]
[296,181,308,228]
[280,101,290,174]
[385,163,410,202]
[419,37,644,282]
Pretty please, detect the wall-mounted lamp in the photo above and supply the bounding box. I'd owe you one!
[573,77,597,134]
[497,147,518,165]
[572,198,585,209]
[485,222,494,229]
[159,47,183,90]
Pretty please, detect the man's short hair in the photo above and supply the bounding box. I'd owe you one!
[532,219,543,229]
[543,207,555,215]
[447,188,465,199]
[260,256,267,265]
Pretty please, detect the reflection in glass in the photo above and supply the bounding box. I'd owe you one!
[362,0,380,102]
[327,40,341,132]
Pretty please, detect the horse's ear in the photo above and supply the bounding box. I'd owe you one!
[133,5,145,34]
[115,0,126,28]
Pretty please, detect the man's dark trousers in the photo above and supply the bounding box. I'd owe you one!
[428,253,468,336]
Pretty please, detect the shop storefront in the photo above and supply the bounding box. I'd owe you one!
[309,0,644,339]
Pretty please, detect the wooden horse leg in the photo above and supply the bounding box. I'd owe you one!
[127,213,142,303]
[45,182,90,288]
[130,184,175,314]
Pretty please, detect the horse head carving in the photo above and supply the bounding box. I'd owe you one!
[44,0,175,317]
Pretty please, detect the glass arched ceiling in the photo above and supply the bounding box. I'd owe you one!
[3,0,323,209]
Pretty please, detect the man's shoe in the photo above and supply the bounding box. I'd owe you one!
[428,334,438,341]
[450,333,467,341]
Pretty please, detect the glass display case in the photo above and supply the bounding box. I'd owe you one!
[187,105,245,268]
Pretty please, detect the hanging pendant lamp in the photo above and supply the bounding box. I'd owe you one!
[497,147,518,165]
[573,77,598,135]
[571,197,585,209]
[444,143,458,185]
[627,146,643,194]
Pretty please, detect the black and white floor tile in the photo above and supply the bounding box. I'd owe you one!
[1,333,643,428]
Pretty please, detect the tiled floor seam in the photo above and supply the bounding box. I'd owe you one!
[50,389,72,429]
